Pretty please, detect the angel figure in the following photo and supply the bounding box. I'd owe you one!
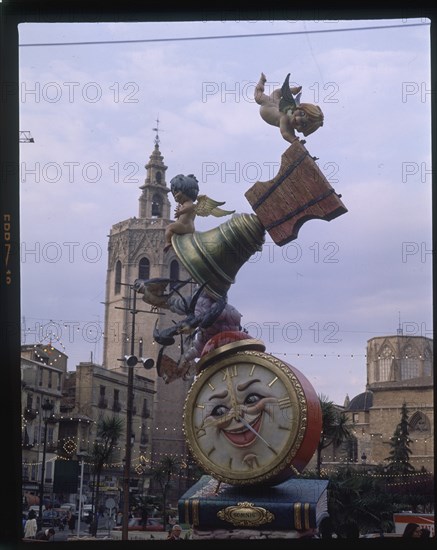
[164,173,235,251]
[255,72,324,143]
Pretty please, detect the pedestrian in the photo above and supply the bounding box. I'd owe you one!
[35,527,55,541]
[67,510,76,534]
[23,509,38,539]
[402,522,423,538]
[167,524,183,541]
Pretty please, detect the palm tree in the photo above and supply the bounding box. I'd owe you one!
[150,456,181,532]
[316,394,352,477]
[89,415,124,536]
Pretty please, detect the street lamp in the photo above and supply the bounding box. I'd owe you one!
[117,285,154,541]
[76,452,89,538]
[38,398,54,529]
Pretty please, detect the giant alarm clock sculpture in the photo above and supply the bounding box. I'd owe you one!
[183,332,322,486]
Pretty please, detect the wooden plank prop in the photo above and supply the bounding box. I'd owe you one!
[245,138,348,246]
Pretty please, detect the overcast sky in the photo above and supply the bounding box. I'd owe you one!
[18,17,432,405]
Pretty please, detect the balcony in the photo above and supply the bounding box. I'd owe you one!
[23,408,38,421]
[112,402,122,412]
[98,398,108,409]
[141,408,151,419]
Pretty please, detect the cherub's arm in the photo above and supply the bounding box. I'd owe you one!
[174,200,196,218]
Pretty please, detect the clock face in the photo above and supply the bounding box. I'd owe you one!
[183,349,312,485]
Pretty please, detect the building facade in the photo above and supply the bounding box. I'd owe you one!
[318,334,434,476]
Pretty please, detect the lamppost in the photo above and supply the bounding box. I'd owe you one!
[117,284,154,541]
[38,398,54,530]
[76,452,88,538]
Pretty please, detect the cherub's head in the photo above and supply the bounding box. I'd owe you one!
[286,103,324,137]
[170,174,199,201]
[297,103,324,136]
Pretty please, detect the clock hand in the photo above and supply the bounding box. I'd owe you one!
[225,369,239,420]
[236,415,278,455]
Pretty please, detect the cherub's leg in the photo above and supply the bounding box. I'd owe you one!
[254,72,267,105]
[164,227,174,252]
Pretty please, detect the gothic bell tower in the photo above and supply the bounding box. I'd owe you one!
[102,124,173,371]
[102,122,193,499]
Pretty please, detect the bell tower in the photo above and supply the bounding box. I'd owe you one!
[138,120,171,220]
[101,124,193,499]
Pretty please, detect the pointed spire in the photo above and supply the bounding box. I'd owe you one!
[397,311,403,335]
[152,115,162,147]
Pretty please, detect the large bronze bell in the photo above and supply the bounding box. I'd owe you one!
[171,213,265,300]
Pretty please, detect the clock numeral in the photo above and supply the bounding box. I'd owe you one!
[279,424,292,431]
[207,446,215,457]
[249,364,256,376]
[278,396,292,409]
[222,365,238,381]
[267,376,279,387]
[196,403,205,410]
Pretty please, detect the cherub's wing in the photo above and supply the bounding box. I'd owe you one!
[195,194,235,217]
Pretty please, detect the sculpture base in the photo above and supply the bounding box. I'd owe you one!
[178,475,329,538]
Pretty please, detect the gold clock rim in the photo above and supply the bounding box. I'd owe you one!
[183,350,308,485]
[196,338,266,372]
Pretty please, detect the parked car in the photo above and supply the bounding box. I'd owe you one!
[113,517,164,532]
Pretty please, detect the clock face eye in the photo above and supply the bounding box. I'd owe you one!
[183,352,306,485]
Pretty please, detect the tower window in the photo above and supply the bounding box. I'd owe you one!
[115,261,122,294]
[139,257,150,280]
[156,171,162,183]
[152,193,162,217]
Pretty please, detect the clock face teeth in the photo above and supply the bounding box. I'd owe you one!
[185,356,301,482]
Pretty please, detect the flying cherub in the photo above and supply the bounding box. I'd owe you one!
[255,72,324,143]
[164,174,235,252]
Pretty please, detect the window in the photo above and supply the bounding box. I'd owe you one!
[378,346,394,381]
[152,193,162,216]
[169,260,179,288]
[115,260,122,294]
[98,385,107,408]
[113,389,121,412]
[138,257,150,280]
[400,345,419,380]
[410,411,430,432]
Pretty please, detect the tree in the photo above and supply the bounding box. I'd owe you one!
[316,394,353,477]
[150,456,181,532]
[89,415,124,536]
[384,402,415,475]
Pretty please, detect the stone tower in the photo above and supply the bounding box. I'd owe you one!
[102,127,193,499]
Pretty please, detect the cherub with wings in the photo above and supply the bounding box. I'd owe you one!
[164,173,235,251]
[255,72,324,143]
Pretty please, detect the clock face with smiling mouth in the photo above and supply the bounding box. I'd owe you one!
[183,346,322,486]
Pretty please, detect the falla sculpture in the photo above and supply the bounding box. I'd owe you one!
[135,72,347,383]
